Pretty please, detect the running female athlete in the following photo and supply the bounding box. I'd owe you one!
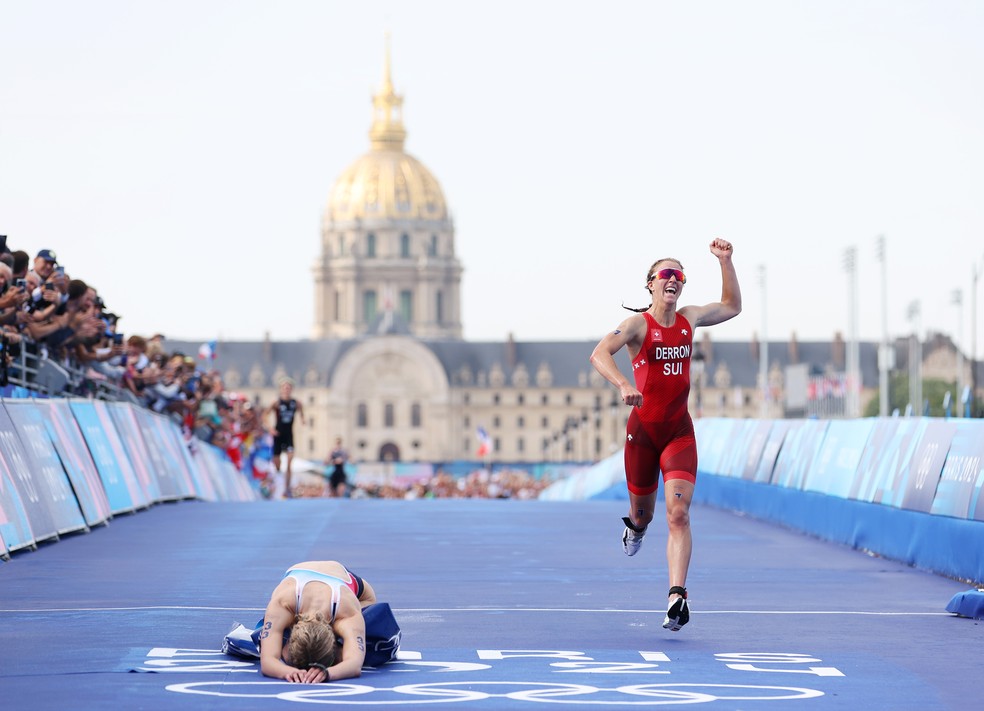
[259,560,377,682]
[589,238,741,631]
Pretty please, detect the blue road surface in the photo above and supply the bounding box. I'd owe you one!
[0,498,980,710]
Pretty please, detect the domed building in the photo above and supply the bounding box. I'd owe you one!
[313,49,462,340]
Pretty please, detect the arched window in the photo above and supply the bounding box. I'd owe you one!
[384,402,395,427]
[400,233,411,258]
[411,403,422,427]
[357,403,368,427]
[366,233,376,257]
[428,234,438,256]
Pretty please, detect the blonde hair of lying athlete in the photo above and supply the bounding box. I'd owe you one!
[259,560,377,683]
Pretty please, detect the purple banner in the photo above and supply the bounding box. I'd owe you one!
[106,402,163,504]
[38,400,112,527]
[0,443,35,552]
[3,401,87,536]
[134,409,198,499]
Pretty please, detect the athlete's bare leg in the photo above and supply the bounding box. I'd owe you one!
[664,479,695,599]
[284,450,294,496]
[626,490,656,532]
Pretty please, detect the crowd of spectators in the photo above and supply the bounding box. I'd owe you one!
[1,237,555,501]
[0,236,271,477]
[352,468,551,501]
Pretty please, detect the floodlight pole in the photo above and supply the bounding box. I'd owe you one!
[876,236,890,417]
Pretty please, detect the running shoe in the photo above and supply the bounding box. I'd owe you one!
[621,517,645,556]
[663,588,690,631]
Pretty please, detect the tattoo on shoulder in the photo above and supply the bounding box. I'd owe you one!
[259,629,269,639]
[356,636,365,653]
[613,329,621,335]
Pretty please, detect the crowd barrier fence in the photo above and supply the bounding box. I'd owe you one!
[0,397,256,559]
[540,417,984,586]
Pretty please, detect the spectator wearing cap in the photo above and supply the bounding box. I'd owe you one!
[32,249,58,282]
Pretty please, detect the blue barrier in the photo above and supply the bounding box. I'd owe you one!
[0,397,257,561]
[542,416,984,584]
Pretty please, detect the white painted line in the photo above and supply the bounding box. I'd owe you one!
[0,606,953,616]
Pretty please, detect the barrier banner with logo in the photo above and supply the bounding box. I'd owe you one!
[3,401,87,536]
[0,433,35,553]
[199,443,255,502]
[931,420,984,519]
[134,408,199,499]
[899,419,956,513]
[37,399,112,527]
[772,419,830,490]
[106,402,165,503]
[69,400,142,514]
[753,419,794,484]
[741,420,774,481]
[850,418,907,502]
[0,404,59,543]
[803,419,875,498]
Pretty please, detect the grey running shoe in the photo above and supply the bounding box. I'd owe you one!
[621,516,645,556]
[663,587,690,631]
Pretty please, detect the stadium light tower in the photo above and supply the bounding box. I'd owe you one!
[907,300,922,416]
[758,265,768,417]
[951,289,964,409]
[844,246,860,418]
[875,236,891,416]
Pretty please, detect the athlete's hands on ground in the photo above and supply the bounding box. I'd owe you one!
[284,665,328,683]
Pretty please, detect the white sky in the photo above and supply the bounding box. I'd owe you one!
[2,1,983,354]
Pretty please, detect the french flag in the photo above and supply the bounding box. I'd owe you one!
[476,426,492,457]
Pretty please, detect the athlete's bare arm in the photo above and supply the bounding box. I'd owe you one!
[326,613,368,681]
[679,239,742,328]
[590,313,648,407]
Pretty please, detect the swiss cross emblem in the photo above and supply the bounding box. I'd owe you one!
[681,329,688,336]
[652,330,663,342]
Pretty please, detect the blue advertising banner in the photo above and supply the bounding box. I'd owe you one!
[694,418,726,475]
[803,419,875,498]
[0,404,59,543]
[853,418,924,505]
[899,420,956,513]
[931,420,984,519]
[40,400,112,526]
[134,409,197,499]
[753,419,794,484]
[69,401,141,514]
[772,419,830,490]
[0,442,35,552]
[3,401,87,536]
[158,418,216,501]
[716,419,762,479]
[741,420,774,481]
[106,402,164,504]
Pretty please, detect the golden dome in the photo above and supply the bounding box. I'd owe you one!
[325,45,448,224]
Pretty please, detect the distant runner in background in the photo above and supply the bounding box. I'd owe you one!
[325,437,350,498]
[266,379,305,498]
